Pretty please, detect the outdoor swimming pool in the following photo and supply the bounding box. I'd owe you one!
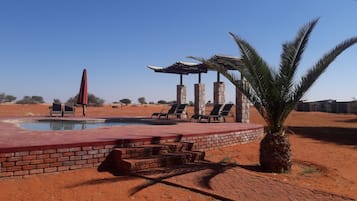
[6,117,180,131]
[18,119,152,131]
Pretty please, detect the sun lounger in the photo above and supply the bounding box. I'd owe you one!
[50,103,63,117]
[152,104,178,119]
[199,103,234,122]
[199,104,223,122]
[219,104,234,122]
[63,104,75,116]
[172,104,188,119]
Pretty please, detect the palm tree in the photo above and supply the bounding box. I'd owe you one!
[192,19,357,173]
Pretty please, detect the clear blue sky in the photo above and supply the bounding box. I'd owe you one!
[1,0,356,103]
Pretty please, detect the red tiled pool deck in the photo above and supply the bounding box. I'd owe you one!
[0,117,354,200]
[0,116,264,179]
[0,116,264,152]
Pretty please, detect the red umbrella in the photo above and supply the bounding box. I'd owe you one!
[77,68,88,116]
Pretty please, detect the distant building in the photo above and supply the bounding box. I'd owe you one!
[350,101,357,114]
[295,100,357,114]
[336,101,349,113]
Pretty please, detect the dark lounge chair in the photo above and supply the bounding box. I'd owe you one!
[50,103,62,117]
[219,103,234,122]
[63,104,75,116]
[151,104,178,119]
[172,104,188,119]
[199,104,223,123]
[200,103,234,122]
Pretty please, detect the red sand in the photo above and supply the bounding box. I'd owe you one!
[0,104,356,200]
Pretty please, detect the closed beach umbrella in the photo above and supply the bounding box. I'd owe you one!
[77,68,88,116]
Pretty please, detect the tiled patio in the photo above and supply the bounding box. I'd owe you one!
[0,117,264,152]
[0,117,264,178]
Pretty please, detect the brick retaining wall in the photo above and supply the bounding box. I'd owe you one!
[0,127,264,179]
[0,145,113,179]
[182,128,264,151]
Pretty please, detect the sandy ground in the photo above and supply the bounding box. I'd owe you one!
[0,104,356,200]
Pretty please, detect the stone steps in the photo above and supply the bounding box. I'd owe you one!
[111,142,204,174]
[163,142,194,152]
[182,150,205,162]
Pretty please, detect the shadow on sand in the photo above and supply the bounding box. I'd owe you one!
[70,135,264,200]
[71,160,251,201]
[335,118,357,123]
[65,175,137,188]
[289,126,357,146]
[128,162,238,201]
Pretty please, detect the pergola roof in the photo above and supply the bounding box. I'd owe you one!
[206,55,243,70]
[147,55,243,75]
[147,61,208,75]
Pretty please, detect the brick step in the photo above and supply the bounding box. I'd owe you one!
[139,144,170,155]
[113,142,194,160]
[133,161,208,175]
[113,144,170,159]
[115,153,191,173]
[163,151,205,163]
[182,151,205,162]
[161,142,194,152]
[113,147,152,159]
[111,142,204,174]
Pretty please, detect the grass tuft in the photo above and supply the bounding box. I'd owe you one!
[219,157,237,165]
[299,166,319,176]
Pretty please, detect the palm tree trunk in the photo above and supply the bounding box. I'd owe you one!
[259,130,292,173]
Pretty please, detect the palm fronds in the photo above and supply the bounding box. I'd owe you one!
[191,19,357,133]
[294,36,357,102]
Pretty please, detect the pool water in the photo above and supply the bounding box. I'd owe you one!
[19,120,147,131]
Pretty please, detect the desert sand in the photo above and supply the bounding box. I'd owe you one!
[0,104,356,200]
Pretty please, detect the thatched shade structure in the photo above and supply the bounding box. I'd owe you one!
[206,55,244,82]
[147,56,249,123]
[148,61,208,84]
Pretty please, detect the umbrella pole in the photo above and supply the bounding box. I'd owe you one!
[82,105,86,117]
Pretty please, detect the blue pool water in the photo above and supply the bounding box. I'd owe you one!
[19,119,147,131]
